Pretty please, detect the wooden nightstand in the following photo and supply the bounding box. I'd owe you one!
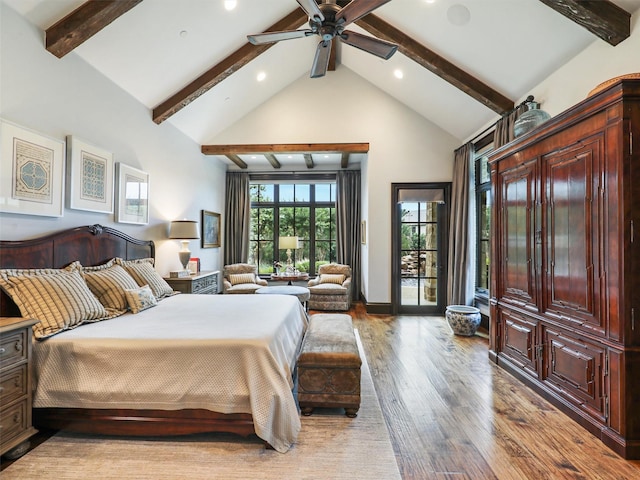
[1,317,39,460]
[164,270,219,294]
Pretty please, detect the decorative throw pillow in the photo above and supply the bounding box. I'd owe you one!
[124,285,158,314]
[319,273,345,285]
[115,258,175,300]
[229,273,256,285]
[82,264,140,312]
[5,270,117,339]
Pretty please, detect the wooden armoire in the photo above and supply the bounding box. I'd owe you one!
[488,79,640,459]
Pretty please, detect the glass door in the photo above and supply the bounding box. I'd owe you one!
[392,183,450,314]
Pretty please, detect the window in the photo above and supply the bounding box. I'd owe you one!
[475,152,492,296]
[249,181,336,276]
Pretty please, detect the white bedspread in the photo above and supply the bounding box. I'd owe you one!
[32,293,308,453]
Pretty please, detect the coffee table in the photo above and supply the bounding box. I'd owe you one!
[270,273,310,286]
[256,285,310,312]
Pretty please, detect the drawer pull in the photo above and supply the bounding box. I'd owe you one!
[0,347,5,354]
[14,340,23,352]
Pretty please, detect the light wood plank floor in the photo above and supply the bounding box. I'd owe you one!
[347,302,640,480]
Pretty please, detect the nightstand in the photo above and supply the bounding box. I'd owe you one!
[1,317,39,460]
[164,270,219,294]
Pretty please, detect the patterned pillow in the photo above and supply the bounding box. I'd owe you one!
[4,270,117,339]
[82,264,140,312]
[0,261,81,296]
[319,273,345,285]
[115,258,175,300]
[229,273,256,285]
[124,285,158,314]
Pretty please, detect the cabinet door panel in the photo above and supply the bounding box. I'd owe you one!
[498,159,538,310]
[500,308,538,377]
[543,135,604,335]
[542,325,606,423]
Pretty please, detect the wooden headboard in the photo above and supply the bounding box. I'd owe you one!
[0,224,155,317]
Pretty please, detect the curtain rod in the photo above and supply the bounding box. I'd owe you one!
[468,95,535,145]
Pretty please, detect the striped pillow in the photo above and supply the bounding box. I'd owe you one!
[5,270,116,339]
[115,258,175,300]
[229,273,257,285]
[83,264,139,312]
[0,261,81,296]
[319,273,345,285]
[124,285,158,314]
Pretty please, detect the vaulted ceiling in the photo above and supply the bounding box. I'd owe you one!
[4,0,639,170]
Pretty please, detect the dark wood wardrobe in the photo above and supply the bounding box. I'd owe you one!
[488,79,640,458]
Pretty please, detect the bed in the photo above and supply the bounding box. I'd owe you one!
[0,224,308,453]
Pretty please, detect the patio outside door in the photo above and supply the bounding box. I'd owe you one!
[392,183,450,314]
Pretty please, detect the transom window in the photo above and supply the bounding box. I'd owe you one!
[249,181,336,276]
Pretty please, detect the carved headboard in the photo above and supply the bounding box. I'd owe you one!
[0,224,155,317]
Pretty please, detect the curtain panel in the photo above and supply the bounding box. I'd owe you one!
[224,172,250,265]
[447,143,475,305]
[336,170,361,302]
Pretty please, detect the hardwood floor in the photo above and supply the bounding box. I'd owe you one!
[4,303,640,478]
[348,302,640,479]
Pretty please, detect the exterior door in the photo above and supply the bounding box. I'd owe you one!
[392,183,450,314]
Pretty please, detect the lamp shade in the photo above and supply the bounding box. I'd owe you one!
[279,236,300,249]
[169,220,200,240]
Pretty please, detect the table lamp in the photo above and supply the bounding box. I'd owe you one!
[169,220,200,272]
[279,236,300,270]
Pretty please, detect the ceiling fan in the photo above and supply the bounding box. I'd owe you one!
[247,0,398,78]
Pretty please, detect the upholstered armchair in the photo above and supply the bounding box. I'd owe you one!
[222,263,267,294]
[307,263,352,311]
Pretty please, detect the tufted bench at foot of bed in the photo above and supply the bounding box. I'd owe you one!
[297,313,361,418]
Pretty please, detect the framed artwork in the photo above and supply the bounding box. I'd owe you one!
[0,119,65,217]
[201,210,221,248]
[115,163,149,225]
[66,136,113,213]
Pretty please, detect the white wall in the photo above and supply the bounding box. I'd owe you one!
[0,3,227,276]
[212,68,460,304]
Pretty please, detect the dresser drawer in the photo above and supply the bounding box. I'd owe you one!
[0,400,28,444]
[0,328,28,369]
[0,364,27,407]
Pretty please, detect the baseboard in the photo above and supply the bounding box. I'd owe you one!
[360,292,393,314]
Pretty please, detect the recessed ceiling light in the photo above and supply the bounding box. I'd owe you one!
[179,30,188,38]
[425,0,436,3]
[324,155,329,158]
[257,71,266,82]
[447,4,471,26]
[224,0,237,11]
[394,69,404,79]
[251,156,257,159]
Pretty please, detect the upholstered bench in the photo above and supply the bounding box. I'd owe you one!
[297,313,361,418]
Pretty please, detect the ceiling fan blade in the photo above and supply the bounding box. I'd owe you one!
[335,0,392,27]
[310,39,332,78]
[247,29,312,45]
[296,0,325,22]
[340,30,398,59]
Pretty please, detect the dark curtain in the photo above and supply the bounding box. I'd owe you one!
[336,170,361,301]
[447,142,475,305]
[223,172,250,265]
[494,104,527,148]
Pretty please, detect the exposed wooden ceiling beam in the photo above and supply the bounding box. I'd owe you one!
[45,0,143,58]
[304,154,315,169]
[202,143,369,155]
[153,9,308,124]
[265,153,282,169]
[356,14,514,115]
[341,152,349,169]
[537,0,630,46]
[226,154,248,169]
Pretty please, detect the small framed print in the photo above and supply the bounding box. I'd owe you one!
[188,258,200,274]
[115,163,149,225]
[66,136,113,213]
[201,210,221,248]
[0,119,65,217]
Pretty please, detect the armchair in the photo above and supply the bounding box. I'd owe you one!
[222,263,267,294]
[307,263,352,311]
